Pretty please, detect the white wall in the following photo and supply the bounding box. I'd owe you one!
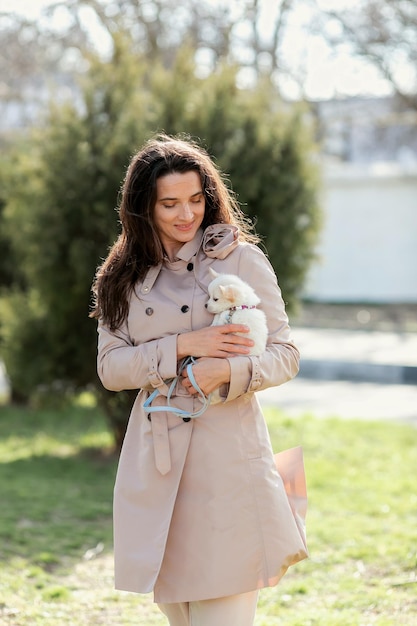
[304,162,417,303]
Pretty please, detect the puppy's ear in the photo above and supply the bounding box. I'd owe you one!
[209,267,219,279]
[221,285,237,304]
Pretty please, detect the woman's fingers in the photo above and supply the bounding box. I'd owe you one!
[219,324,250,334]
[177,324,254,359]
[214,325,254,350]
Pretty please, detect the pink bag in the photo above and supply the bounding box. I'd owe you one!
[274,446,308,551]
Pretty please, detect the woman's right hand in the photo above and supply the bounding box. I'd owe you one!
[177,324,254,359]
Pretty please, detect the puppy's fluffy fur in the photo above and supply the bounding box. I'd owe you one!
[206,268,268,403]
[206,268,268,354]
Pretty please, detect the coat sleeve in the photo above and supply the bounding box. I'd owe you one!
[225,244,300,402]
[96,321,179,393]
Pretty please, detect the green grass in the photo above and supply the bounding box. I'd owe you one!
[0,403,416,625]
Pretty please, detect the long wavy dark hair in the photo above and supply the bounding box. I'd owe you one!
[90,133,258,330]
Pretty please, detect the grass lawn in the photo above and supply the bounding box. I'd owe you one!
[0,400,416,625]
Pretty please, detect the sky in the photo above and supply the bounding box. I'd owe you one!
[2,0,394,101]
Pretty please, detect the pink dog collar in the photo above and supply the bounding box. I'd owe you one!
[229,305,257,311]
[226,305,257,323]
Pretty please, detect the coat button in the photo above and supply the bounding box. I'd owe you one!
[187,262,194,271]
[143,286,149,293]
[145,307,154,316]
[181,305,189,313]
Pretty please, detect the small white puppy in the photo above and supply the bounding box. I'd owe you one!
[206,268,268,355]
[205,268,268,403]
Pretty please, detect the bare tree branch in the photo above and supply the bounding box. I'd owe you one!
[319,0,417,108]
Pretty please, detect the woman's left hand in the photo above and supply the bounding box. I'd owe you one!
[180,357,230,396]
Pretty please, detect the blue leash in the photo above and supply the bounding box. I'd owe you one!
[143,356,212,419]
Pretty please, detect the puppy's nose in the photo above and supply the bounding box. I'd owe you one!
[205,303,208,308]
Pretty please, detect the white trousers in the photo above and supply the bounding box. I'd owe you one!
[158,590,259,626]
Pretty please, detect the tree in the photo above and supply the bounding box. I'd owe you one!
[1,37,320,450]
[1,36,147,418]
[0,9,90,134]
[316,0,417,109]
[0,0,315,127]
[220,97,320,302]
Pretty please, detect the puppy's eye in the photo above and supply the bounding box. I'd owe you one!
[213,298,218,301]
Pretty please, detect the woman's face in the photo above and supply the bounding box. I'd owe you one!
[154,170,205,261]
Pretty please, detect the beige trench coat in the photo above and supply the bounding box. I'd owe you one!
[97,224,308,603]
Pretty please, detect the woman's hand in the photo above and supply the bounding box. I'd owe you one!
[180,357,230,396]
[177,324,254,360]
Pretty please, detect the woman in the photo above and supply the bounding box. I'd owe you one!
[90,134,307,625]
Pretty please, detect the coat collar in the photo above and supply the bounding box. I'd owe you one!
[202,224,239,259]
[164,230,204,265]
[139,224,240,294]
